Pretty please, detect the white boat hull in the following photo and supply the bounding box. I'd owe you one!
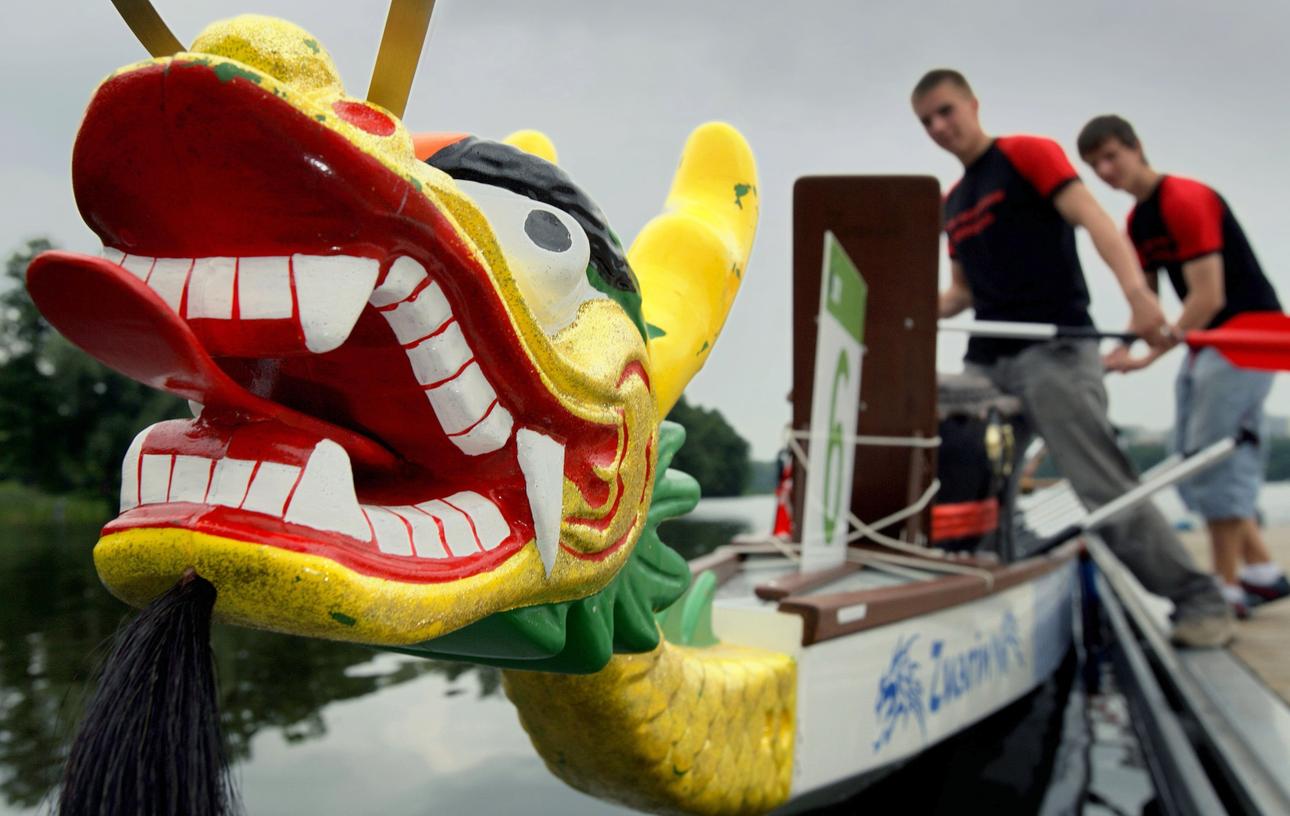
[712,558,1077,804]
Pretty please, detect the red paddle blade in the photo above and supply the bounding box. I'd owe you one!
[1185,311,1290,371]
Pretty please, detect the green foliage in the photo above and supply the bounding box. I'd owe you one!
[744,458,779,495]
[1266,437,1290,482]
[665,395,750,497]
[0,481,109,525]
[1124,442,1168,476]
[0,239,186,502]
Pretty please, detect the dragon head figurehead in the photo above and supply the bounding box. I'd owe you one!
[28,15,757,673]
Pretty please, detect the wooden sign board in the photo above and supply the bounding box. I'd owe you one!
[791,176,940,545]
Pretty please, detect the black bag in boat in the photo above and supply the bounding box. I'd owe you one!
[933,373,1023,554]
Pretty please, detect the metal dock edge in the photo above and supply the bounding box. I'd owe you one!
[1089,536,1290,815]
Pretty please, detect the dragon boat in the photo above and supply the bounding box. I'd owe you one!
[26,7,1086,815]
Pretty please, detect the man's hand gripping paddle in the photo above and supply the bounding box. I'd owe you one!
[940,311,1290,372]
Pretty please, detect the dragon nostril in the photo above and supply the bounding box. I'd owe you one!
[332,101,397,137]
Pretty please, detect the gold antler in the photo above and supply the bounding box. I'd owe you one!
[367,0,436,119]
[109,0,183,57]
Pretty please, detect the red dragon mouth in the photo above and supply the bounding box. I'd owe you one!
[28,56,637,588]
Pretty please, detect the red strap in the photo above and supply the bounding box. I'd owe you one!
[931,498,1000,542]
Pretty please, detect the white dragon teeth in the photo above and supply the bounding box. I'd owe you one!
[426,362,498,435]
[103,247,380,354]
[148,258,193,312]
[450,406,514,456]
[119,431,520,561]
[516,428,566,577]
[119,425,150,511]
[105,246,517,459]
[187,257,236,319]
[442,491,509,550]
[237,256,294,319]
[294,254,380,353]
[168,455,214,503]
[370,255,514,457]
[379,282,452,346]
[238,462,301,517]
[138,454,173,506]
[406,321,472,385]
[365,506,415,556]
[120,254,153,281]
[372,493,510,559]
[283,440,371,540]
[369,255,428,308]
[208,458,257,508]
[414,501,477,556]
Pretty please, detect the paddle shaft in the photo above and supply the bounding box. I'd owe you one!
[939,319,1138,343]
[1034,432,1247,552]
[941,314,1290,372]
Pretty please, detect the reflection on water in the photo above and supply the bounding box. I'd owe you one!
[0,523,501,812]
[0,499,1155,815]
[0,522,131,808]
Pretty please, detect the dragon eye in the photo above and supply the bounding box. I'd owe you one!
[524,210,572,252]
[456,180,605,335]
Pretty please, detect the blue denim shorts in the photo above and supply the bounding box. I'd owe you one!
[1173,347,1274,520]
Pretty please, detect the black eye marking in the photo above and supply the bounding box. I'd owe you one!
[427,137,639,293]
[524,209,573,252]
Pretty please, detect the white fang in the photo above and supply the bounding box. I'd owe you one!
[516,428,565,577]
[294,254,380,353]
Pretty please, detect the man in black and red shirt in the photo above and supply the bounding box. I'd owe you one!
[912,69,1232,647]
[1079,114,1288,617]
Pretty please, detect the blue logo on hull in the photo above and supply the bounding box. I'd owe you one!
[873,612,1025,752]
[872,635,925,751]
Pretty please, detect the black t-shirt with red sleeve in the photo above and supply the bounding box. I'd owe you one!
[1127,175,1280,329]
[944,135,1093,363]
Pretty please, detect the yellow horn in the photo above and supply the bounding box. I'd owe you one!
[629,122,758,417]
[503,130,559,165]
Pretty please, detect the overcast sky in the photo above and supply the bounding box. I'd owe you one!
[4,0,1288,458]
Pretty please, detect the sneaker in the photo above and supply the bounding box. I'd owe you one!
[1240,574,1290,606]
[1219,583,1252,620]
[1170,609,1235,649]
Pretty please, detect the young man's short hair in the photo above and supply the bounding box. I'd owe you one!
[911,69,972,101]
[1077,115,1141,159]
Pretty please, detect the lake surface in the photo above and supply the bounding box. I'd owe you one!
[5,481,1262,814]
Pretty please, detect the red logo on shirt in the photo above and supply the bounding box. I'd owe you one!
[1137,235,1176,265]
[947,189,1005,246]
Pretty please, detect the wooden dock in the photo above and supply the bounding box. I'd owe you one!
[1178,526,1290,706]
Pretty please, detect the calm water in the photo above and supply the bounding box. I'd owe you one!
[3,483,1252,814]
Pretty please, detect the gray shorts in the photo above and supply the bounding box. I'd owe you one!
[1173,346,1274,521]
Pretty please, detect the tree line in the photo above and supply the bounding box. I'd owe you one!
[0,239,185,510]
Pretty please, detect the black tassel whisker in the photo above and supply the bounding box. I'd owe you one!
[59,570,239,816]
